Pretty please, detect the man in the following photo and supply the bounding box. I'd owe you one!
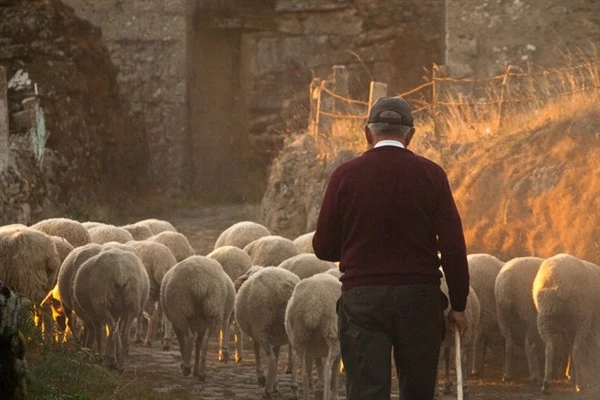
[312,96,470,400]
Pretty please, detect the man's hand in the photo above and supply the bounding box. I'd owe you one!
[448,309,468,335]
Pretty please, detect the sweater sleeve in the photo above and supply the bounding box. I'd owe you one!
[313,170,343,263]
[435,173,470,311]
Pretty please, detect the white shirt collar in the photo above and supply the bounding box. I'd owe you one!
[374,140,405,149]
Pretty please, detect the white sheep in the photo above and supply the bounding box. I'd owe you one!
[243,235,300,268]
[495,256,547,384]
[88,224,134,244]
[206,245,253,362]
[56,243,103,341]
[467,253,504,377]
[121,223,154,240]
[293,231,315,254]
[0,226,61,304]
[81,221,104,230]
[285,272,342,400]
[214,221,271,250]
[533,253,600,393]
[126,240,177,347]
[148,231,194,262]
[30,217,92,248]
[73,247,150,370]
[279,253,337,280]
[160,255,234,380]
[234,266,300,399]
[439,276,481,398]
[134,218,177,235]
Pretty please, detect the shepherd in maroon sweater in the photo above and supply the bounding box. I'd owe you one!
[313,96,470,400]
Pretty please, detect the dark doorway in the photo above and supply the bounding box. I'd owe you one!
[187,8,258,202]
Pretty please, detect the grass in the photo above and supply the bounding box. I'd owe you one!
[312,47,599,167]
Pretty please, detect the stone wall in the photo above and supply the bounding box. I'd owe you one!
[61,0,443,199]
[62,0,189,195]
[0,0,147,224]
[446,0,600,78]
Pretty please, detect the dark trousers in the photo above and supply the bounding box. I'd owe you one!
[338,284,446,400]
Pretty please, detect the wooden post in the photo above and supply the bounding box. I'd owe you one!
[0,66,8,171]
[497,64,512,131]
[308,77,321,138]
[432,64,439,143]
[368,81,388,110]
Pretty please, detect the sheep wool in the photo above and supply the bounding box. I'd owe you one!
[533,253,600,393]
[31,218,92,248]
[134,219,177,235]
[214,221,271,250]
[440,276,481,398]
[207,245,253,362]
[279,253,337,280]
[148,231,194,262]
[495,256,545,384]
[73,247,150,371]
[88,225,135,244]
[235,266,300,399]
[127,240,177,346]
[293,231,315,254]
[0,226,61,304]
[121,224,154,240]
[285,272,342,400]
[56,243,103,338]
[243,235,300,268]
[160,255,234,380]
[467,253,505,377]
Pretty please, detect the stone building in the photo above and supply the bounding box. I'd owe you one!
[61,0,445,201]
[3,0,598,211]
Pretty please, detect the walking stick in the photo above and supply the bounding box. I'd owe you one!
[454,329,463,400]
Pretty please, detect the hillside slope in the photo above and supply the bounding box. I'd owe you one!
[263,107,600,264]
[449,107,600,263]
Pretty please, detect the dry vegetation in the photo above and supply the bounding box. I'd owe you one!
[315,50,600,264]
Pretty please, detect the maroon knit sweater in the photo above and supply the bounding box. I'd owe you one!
[313,146,470,311]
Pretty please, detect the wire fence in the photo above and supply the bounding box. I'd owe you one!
[309,60,600,140]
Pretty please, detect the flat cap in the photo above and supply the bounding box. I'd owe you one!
[366,96,414,127]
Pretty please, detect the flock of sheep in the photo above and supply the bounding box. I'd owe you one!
[1,217,599,399]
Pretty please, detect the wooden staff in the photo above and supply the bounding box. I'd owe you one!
[455,329,463,400]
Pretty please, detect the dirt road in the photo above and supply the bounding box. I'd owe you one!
[118,203,598,400]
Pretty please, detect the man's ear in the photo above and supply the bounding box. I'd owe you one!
[365,125,373,145]
[405,127,416,147]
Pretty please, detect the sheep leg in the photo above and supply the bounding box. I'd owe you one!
[162,318,174,351]
[541,335,555,393]
[104,318,119,370]
[286,343,293,374]
[502,333,514,381]
[571,331,588,392]
[301,349,310,400]
[443,345,453,394]
[331,356,341,400]
[314,358,324,399]
[234,321,243,363]
[253,339,266,387]
[471,328,485,377]
[220,315,232,363]
[524,327,542,385]
[193,328,209,381]
[288,347,297,400]
[145,301,161,347]
[323,346,337,400]
[134,310,145,344]
[460,340,470,400]
[174,327,191,376]
[264,344,279,397]
[118,316,133,371]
